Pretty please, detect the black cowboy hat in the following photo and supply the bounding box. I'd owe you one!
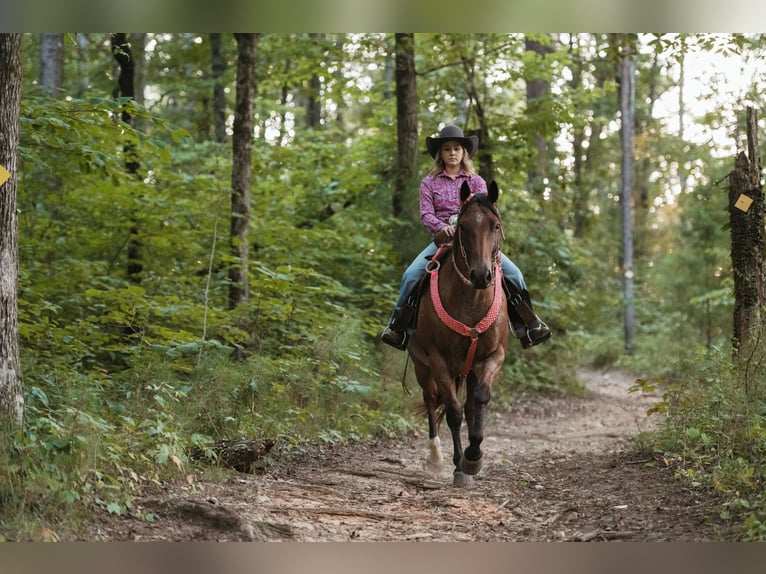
[425,125,479,158]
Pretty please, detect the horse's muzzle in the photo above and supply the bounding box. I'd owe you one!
[469,267,494,290]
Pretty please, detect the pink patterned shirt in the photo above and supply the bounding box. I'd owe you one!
[419,171,488,234]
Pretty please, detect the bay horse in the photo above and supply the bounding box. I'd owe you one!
[407,180,509,487]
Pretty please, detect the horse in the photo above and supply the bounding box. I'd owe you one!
[407,180,509,487]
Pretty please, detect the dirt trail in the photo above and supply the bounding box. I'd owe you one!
[90,368,724,542]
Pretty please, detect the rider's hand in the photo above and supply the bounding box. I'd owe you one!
[434,225,456,245]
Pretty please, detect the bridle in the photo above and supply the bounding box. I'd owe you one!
[452,192,504,287]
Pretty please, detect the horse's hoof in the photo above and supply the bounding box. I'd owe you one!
[452,471,474,487]
[460,454,482,475]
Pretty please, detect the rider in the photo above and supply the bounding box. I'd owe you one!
[381,124,551,350]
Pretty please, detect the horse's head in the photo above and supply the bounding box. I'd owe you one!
[456,180,503,290]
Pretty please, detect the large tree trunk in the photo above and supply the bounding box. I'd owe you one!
[619,40,636,355]
[111,33,143,284]
[39,33,64,98]
[393,33,418,220]
[228,33,259,309]
[0,33,24,426]
[728,106,765,356]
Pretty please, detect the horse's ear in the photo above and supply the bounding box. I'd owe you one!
[488,180,499,203]
[460,181,472,203]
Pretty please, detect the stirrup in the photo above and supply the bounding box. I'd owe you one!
[381,327,408,350]
[516,320,551,349]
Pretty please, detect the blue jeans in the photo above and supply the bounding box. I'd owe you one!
[388,241,526,324]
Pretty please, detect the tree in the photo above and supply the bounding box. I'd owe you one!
[210,33,227,143]
[459,36,494,184]
[228,33,259,309]
[393,33,417,220]
[524,35,554,197]
[39,33,64,98]
[111,33,143,284]
[728,106,765,356]
[619,36,636,355]
[305,33,323,129]
[0,33,24,426]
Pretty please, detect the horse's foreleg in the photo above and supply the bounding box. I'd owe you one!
[461,379,489,475]
[442,379,473,486]
[461,356,503,476]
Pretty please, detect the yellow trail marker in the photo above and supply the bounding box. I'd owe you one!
[734,193,753,213]
[0,165,10,187]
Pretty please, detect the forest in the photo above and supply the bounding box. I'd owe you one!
[0,32,765,541]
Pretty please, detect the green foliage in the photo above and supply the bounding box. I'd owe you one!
[5,32,760,541]
[644,341,766,540]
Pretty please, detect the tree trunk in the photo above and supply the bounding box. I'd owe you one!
[39,33,64,98]
[619,41,636,355]
[228,33,259,309]
[38,34,66,194]
[571,35,608,240]
[525,36,553,199]
[459,42,493,184]
[132,34,146,108]
[111,33,143,284]
[75,33,90,98]
[306,33,323,129]
[728,106,765,356]
[393,33,418,220]
[0,33,24,426]
[210,33,227,143]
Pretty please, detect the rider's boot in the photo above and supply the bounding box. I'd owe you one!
[502,279,552,349]
[381,304,415,350]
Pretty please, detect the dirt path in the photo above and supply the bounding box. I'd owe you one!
[89,368,725,542]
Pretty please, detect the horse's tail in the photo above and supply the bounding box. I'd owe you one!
[413,402,447,426]
[413,373,464,424]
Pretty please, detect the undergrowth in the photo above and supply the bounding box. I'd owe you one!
[637,337,766,541]
[0,318,417,541]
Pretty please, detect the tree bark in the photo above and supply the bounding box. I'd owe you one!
[570,35,608,240]
[111,33,143,284]
[728,106,765,356]
[228,33,259,309]
[39,33,64,99]
[0,33,24,426]
[524,36,553,198]
[461,49,493,184]
[306,33,323,130]
[210,33,227,143]
[393,33,418,220]
[619,40,636,355]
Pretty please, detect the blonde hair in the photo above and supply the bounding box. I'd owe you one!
[427,145,477,177]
